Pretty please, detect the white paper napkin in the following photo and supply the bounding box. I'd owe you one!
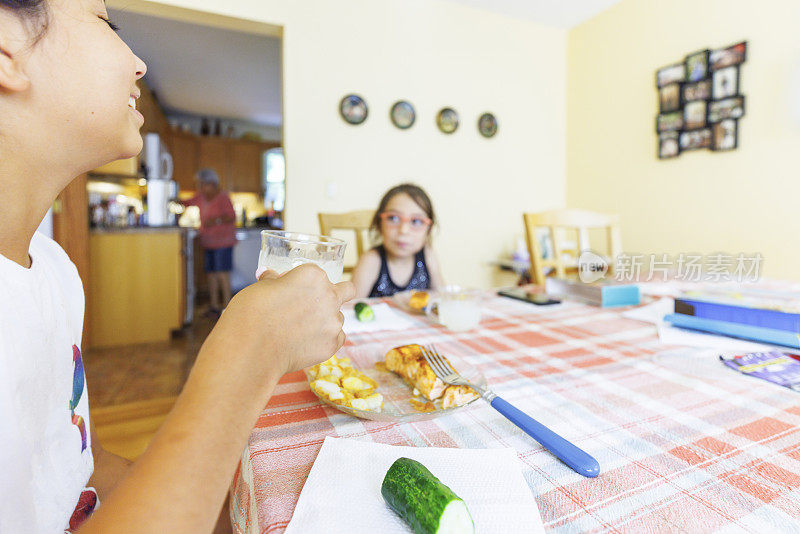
[343,303,417,334]
[284,437,544,534]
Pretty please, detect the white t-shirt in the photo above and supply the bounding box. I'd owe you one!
[0,232,94,533]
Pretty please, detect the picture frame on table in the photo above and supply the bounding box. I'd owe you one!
[683,79,711,102]
[712,66,739,99]
[658,131,680,159]
[708,96,745,123]
[685,49,709,82]
[656,63,686,88]
[656,111,683,133]
[659,83,681,113]
[684,100,707,130]
[710,41,747,71]
[680,128,712,151]
[712,119,738,151]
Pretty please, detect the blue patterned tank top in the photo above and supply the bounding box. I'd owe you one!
[368,245,431,298]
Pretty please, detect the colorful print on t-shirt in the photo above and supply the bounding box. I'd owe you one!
[70,345,87,452]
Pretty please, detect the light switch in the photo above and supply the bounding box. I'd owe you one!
[325,182,338,199]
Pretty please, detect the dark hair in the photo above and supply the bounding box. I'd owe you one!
[370,183,436,243]
[1,0,50,44]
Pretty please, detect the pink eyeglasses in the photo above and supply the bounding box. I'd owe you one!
[379,212,432,232]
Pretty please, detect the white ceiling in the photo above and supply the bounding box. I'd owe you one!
[442,0,622,28]
[109,8,282,127]
[109,1,617,127]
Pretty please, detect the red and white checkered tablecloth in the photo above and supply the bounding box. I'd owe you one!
[230,293,800,533]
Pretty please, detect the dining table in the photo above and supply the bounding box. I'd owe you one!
[230,287,800,533]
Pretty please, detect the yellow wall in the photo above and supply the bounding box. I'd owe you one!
[111,0,568,288]
[568,0,800,281]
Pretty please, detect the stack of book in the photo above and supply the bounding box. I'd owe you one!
[664,289,800,349]
[544,278,640,307]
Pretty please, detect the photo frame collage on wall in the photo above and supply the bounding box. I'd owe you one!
[656,41,746,159]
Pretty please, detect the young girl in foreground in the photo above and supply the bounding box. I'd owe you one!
[0,1,352,531]
[352,184,445,298]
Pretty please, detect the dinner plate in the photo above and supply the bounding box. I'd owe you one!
[305,343,485,422]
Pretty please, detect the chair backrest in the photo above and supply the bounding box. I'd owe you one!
[522,209,622,285]
[318,210,375,273]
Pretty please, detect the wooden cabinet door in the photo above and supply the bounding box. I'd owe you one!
[169,133,199,191]
[197,138,231,190]
[229,141,264,193]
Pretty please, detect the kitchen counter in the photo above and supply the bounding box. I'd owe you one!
[90,226,187,234]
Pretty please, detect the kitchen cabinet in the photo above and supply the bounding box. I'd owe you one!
[88,229,185,348]
[229,141,264,193]
[197,137,231,190]
[168,132,279,194]
[169,132,200,191]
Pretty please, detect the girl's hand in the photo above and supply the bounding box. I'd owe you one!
[212,264,354,376]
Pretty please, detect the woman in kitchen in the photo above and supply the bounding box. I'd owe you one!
[0,1,352,532]
[184,168,237,318]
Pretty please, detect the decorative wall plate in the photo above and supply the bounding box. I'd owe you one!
[340,94,368,125]
[436,108,459,134]
[390,101,415,129]
[478,113,498,137]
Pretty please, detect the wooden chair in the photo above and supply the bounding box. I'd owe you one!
[318,210,375,273]
[522,209,622,285]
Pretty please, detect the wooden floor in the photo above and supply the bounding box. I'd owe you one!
[86,309,216,459]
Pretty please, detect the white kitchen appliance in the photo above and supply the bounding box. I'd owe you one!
[143,133,176,227]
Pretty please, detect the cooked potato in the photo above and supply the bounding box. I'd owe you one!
[309,356,383,412]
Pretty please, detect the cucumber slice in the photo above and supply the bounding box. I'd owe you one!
[381,457,474,534]
[354,302,375,322]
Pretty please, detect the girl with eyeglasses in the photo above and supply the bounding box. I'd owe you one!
[352,184,445,298]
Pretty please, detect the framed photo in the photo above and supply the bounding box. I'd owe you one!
[390,101,415,129]
[659,83,681,113]
[477,113,498,138]
[712,119,738,151]
[712,66,739,99]
[685,49,709,82]
[339,94,368,125]
[657,111,683,132]
[683,79,711,102]
[656,63,686,88]
[658,131,680,159]
[436,108,459,134]
[684,100,707,130]
[710,41,747,71]
[708,96,745,123]
[680,128,712,150]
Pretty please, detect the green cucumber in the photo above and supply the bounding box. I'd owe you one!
[381,457,474,534]
[354,302,375,322]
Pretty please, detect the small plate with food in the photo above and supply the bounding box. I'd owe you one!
[392,290,435,315]
[306,343,484,422]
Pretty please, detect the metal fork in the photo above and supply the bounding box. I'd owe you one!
[421,345,600,478]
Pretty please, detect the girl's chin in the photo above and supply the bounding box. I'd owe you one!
[117,135,144,160]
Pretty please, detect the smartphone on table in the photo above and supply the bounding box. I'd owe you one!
[497,287,561,305]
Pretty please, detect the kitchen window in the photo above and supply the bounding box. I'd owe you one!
[264,147,285,212]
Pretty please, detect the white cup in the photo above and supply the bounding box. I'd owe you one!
[426,286,482,332]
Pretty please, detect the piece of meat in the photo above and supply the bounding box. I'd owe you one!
[385,344,448,400]
[441,385,479,409]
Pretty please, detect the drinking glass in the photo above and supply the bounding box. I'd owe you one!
[256,231,346,283]
[426,286,482,331]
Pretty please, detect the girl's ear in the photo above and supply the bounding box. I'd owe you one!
[0,37,30,93]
